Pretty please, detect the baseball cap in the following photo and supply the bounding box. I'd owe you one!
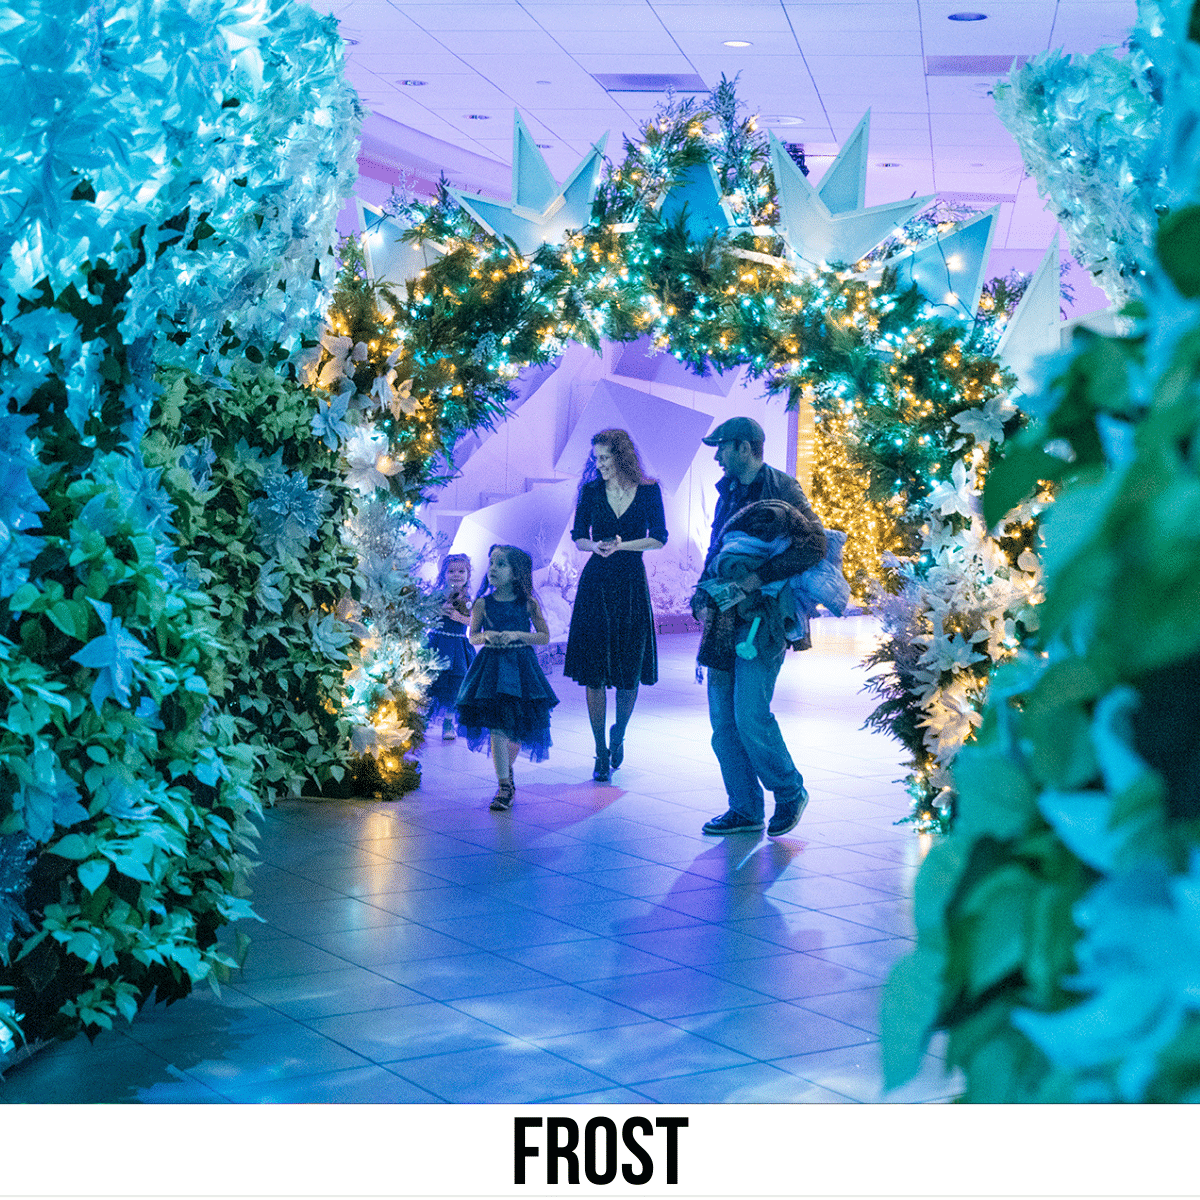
[701,416,765,446]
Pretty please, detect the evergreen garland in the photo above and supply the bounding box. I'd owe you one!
[319,76,1045,831]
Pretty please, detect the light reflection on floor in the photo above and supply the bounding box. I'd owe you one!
[1,617,962,1104]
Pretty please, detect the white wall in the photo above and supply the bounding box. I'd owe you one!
[418,340,798,634]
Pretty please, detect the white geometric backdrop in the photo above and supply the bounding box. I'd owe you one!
[422,339,796,638]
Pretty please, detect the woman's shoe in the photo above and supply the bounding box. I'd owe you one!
[608,725,624,771]
[592,749,610,782]
[490,776,515,811]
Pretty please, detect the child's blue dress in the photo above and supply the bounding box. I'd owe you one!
[426,605,475,724]
[455,596,559,762]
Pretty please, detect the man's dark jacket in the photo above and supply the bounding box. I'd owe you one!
[693,463,827,669]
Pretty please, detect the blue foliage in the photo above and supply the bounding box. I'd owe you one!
[1014,859,1200,1101]
[0,409,46,598]
[11,745,88,845]
[0,0,361,1049]
[70,598,152,712]
[249,463,332,561]
[0,833,36,950]
[312,390,353,450]
[2,0,359,362]
[179,437,217,490]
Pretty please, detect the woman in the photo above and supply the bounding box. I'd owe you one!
[564,429,668,782]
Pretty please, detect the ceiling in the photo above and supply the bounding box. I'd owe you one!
[319,0,1138,310]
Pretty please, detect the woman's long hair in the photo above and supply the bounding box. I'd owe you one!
[578,428,654,495]
[477,544,538,615]
[434,552,472,594]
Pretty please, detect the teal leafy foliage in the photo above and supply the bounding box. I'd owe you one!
[0,835,36,950]
[0,461,258,1044]
[882,0,1200,1101]
[0,409,47,598]
[1,0,359,1051]
[143,365,364,802]
[994,0,1171,304]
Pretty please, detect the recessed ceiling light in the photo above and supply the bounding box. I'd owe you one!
[762,114,805,126]
[536,80,552,85]
[342,37,359,45]
[537,143,552,148]
[948,11,988,19]
[878,162,902,168]
[466,114,491,120]
[723,40,752,47]
[396,79,427,86]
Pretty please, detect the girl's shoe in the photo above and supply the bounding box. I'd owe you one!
[592,749,610,783]
[490,775,514,811]
[608,725,624,771]
[442,718,457,742]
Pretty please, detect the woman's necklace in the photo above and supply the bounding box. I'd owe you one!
[606,480,635,515]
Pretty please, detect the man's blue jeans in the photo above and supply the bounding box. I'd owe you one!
[706,639,805,822]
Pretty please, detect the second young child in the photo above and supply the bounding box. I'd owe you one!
[455,545,558,811]
[426,553,475,741]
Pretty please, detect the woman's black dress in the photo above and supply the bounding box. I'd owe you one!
[564,480,668,689]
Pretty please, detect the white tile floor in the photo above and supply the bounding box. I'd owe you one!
[0,617,962,1104]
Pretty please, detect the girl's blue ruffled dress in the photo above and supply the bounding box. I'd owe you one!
[456,596,559,761]
[426,609,475,724]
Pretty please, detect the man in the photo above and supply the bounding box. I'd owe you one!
[691,417,826,837]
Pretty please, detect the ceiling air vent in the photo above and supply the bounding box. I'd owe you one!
[938,190,1018,204]
[593,72,708,93]
[925,55,1028,76]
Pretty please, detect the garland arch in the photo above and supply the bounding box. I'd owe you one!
[318,79,1052,830]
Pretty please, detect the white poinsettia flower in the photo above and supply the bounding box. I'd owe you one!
[343,428,398,494]
[927,459,978,520]
[917,628,988,678]
[926,516,968,558]
[369,369,416,418]
[350,724,378,754]
[373,715,412,748]
[317,356,348,390]
[294,342,323,385]
[374,451,403,478]
[951,394,1013,446]
[369,370,394,412]
[317,334,369,390]
[981,617,1011,661]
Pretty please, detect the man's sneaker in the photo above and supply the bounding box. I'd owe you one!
[702,809,765,836]
[767,786,809,837]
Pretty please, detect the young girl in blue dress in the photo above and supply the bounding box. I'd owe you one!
[456,544,559,811]
[426,553,475,741]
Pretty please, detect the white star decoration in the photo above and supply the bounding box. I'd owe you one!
[996,234,1062,393]
[657,160,741,241]
[769,112,934,269]
[881,206,1000,321]
[356,198,446,288]
[451,112,608,257]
